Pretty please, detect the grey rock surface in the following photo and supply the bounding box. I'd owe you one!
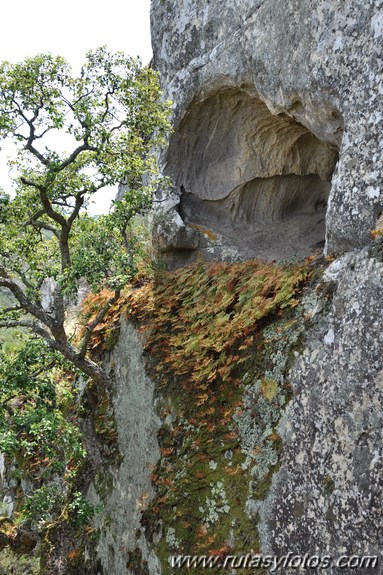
[151,0,382,261]
[262,248,383,574]
[260,247,383,572]
[150,0,383,568]
[88,321,161,575]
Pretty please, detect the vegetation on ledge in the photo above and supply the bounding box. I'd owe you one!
[0,254,322,573]
[83,257,315,573]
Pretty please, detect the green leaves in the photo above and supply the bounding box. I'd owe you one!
[0,47,170,371]
[0,338,86,523]
[0,47,172,535]
[67,492,95,527]
[0,54,70,138]
[0,46,170,188]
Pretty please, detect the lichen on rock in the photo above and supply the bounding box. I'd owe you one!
[259,248,383,569]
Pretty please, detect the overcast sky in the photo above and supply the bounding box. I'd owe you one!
[0,0,153,213]
[0,0,152,67]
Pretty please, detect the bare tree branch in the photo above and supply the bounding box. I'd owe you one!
[19,176,67,225]
[0,319,54,343]
[25,141,50,166]
[56,142,98,173]
[67,193,84,228]
[24,208,61,238]
[12,99,50,167]
[0,269,53,329]
[0,305,22,315]
[0,316,109,388]
[0,253,35,291]
[29,219,60,238]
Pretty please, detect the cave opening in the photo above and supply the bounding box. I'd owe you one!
[169,87,341,261]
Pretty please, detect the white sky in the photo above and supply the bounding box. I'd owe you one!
[0,0,153,214]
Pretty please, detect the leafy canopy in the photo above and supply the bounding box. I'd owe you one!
[0,47,170,385]
[0,47,170,545]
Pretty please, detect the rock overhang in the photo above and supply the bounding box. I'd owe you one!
[151,0,383,264]
[169,86,340,261]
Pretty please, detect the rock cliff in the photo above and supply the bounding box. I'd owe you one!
[2,3,382,574]
[147,0,383,572]
[151,0,382,264]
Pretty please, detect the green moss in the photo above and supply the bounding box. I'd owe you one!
[322,475,335,495]
[0,547,40,575]
[103,326,121,351]
[89,389,120,463]
[94,470,114,503]
[126,547,150,575]
[125,260,317,574]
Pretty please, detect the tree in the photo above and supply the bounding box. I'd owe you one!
[0,47,170,388]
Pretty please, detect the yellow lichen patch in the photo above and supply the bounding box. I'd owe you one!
[260,378,279,401]
[191,224,218,240]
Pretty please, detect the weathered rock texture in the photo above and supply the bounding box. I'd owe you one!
[260,247,383,572]
[150,0,383,571]
[151,0,382,262]
[88,322,162,575]
[2,5,383,573]
[176,88,338,260]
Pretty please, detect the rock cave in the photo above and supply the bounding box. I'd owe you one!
[168,87,341,261]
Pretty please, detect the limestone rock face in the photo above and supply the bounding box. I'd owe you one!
[88,322,162,575]
[260,247,383,569]
[150,0,383,568]
[151,0,382,261]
